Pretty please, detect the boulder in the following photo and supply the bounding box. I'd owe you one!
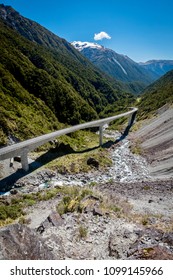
[10,189,18,195]
[108,234,120,258]
[128,245,173,260]
[47,212,64,227]
[162,232,173,246]
[87,157,99,168]
[93,207,103,216]
[128,228,173,260]
[0,224,55,259]
[37,212,64,233]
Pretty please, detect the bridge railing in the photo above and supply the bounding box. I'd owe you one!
[0,107,138,171]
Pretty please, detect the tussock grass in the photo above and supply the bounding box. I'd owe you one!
[78,225,88,239]
[41,130,113,173]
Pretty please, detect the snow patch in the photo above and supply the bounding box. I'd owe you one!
[112,58,127,75]
[1,8,7,20]
[71,41,103,51]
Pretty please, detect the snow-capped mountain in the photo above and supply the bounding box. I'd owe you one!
[72,42,173,89]
[72,41,103,51]
[72,41,157,87]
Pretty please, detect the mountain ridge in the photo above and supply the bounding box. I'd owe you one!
[139,60,173,77]
[72,41,157,86]
[72,41,173,94]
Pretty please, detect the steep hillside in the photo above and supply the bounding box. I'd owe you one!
[137,70,173,119]
[0,19,95,144]
[72,41,157,93]
[0,63,62,146]
[0,5,135,145]
[134,108,173,179]
[0,4,127,105]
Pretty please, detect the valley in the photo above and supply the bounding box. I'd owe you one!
[0,4,173,260]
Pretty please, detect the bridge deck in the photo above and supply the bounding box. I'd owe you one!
[0,107,138,171]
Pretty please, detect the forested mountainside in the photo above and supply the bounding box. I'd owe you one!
[137,70,173,119]
[0,5,134,145]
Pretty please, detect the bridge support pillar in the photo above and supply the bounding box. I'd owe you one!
[99,125,103,146]
[21,152,29,171]
[128,111,137,127]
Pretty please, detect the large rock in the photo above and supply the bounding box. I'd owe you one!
[128,245,173,260]
[37,212,64,234]
[0,223,55,259]
[128,228,173,260]
[108,234,120,258]
[162,232,173,246]
[47,212,63,227]
[87,157,99,168]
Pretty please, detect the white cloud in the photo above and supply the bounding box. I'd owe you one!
[94,31,111,41]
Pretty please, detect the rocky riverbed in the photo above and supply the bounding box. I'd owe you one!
[8,135,151,193]
[0,111,173,259]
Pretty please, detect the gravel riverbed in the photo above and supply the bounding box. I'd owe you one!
[0,116,173,259]
[7,134,151,193]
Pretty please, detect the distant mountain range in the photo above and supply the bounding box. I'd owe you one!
[72,41,173,91]
[139,60,173,77]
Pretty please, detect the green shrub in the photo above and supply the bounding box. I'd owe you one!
[78,226,88,239]
[0,204,24,220]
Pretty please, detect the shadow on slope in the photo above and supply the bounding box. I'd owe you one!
[0,119,136,192]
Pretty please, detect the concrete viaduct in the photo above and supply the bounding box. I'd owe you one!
[0,107,138,171]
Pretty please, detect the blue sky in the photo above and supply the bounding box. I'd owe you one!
[1,0,173,62]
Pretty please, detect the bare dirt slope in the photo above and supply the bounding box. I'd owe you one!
[134,107,173,179]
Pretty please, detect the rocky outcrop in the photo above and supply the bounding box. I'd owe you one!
[128,245,173,260]
[37,212,64,234]
[0,223,55,259]
[128,228,173,260]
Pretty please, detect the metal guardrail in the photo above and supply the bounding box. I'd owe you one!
[0,107,138,171]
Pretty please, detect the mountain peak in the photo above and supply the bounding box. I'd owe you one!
[71,41,103,51]
[71,40,157,88]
